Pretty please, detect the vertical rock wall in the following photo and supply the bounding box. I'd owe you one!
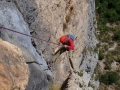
[11,0,98,88]
[0,1,53,90]
[78,0,98,89]
[0,39,29,90]
[12,0,90,82]
[0,0,98,89]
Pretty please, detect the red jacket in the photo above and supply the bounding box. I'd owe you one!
[62,37,74,50]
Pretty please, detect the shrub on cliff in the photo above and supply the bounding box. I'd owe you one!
[113,30,120,40]
[99,71,119,85]
[99,50,104,60]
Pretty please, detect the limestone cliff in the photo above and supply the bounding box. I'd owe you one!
[0,0,98,90]
[0,1,53,90]
[0,38,29,90]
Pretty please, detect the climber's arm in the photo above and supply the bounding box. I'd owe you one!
[62,38,74,50]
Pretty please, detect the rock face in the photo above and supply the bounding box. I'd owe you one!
[0,0,98,90]
[13,0,91,80]
[0,1,53,90]
[0,38,29,90]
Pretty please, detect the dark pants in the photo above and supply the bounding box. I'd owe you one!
[51,47,75,69]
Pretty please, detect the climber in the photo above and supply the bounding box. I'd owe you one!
[48,34,78,73]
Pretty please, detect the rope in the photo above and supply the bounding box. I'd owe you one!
[0,26,60,46]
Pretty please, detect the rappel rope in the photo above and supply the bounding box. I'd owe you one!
[0,26,61,71]
[0,26,60,46]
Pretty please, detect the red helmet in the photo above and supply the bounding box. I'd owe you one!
[60,36,67,43]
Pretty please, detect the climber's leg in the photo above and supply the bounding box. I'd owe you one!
[51,47,67,62]
[68,50,75,69]
[68,51,80,73]
[68,50,79,73]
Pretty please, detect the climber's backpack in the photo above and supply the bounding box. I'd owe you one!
[67,34,75,41]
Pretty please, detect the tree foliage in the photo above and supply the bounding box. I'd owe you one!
[99,50,104,60]
[96,0,120,23]
[96,0,120,87]
[113,30,120,40]
[99,71,119,85]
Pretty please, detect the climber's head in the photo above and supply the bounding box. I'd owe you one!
[60,36,68,43]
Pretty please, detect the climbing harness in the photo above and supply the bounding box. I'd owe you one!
[0,26,60,46]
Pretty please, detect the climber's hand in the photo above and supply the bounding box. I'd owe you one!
[63,45,69,49]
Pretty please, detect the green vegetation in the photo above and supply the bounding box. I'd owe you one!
[95,0,120,64]
[95,0,120,88]
[88,82,95,89]
[96,0,120,23]
[78,70,83,77]
[93,63,101,81]
[79,83,83,88]
[96,0,120,38]
[99,50,104,60]
[113,30,120,40]
[99,71,119,85]
[49,83,61,90]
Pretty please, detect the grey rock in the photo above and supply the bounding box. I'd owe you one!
[0,1,53,90]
